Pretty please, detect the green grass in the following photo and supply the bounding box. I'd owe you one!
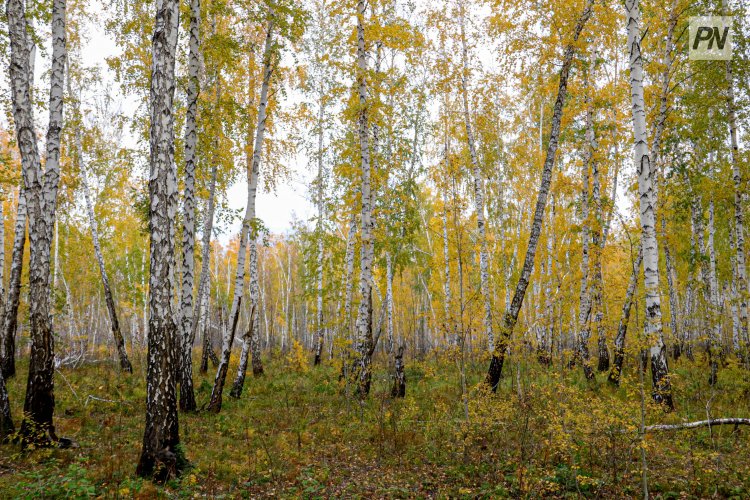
[0,349,749,498]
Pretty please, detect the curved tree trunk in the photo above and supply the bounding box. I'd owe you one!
[485,0,594,390]
[178,0,201,412]
[68,67,132,374]
[230,22,274,399]
[136,0,184,479]
[78,131,132,373]
[1,187,27,379]
[624,0,673,410]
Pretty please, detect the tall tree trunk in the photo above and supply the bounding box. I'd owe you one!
[624,0,673,410]
[352,0,374,397]
[0,191,11,440]
[707,200,721,384]
[230,22,274,398]
[485,0,594,390]
[662,215,680,360]
[609,244,643,385]
[724,0,748,346]
[385,252,394,353]
[76,120,132,373]
[195,74,220,374]
[136,0,184,478]
[7,0,67,447]
[459,0,493,351]
[343,214,357,338]
[314,93,326,365]
[1,187,26,378]
[178,0,201,412]
[591,135,609,371]
[577,60,595,379]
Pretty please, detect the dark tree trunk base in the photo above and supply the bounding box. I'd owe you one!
[391,345,406,398]
[486,354,503,392]
[597,346,610,372]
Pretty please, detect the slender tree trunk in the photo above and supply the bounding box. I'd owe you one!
[459,0,493,351]
[314,93,326,365]
[178,0,201,412]
[485,0,593,390]
[708,200,721,384]
[625,0,673,410]
[724,0,748,346]
[577,61,595,379]
[343,214,357,338]
[77,122,132,373]
[1,188,26,378]
[386,252,394,353]
[391,344,405,398]
[0,193,11,438]
[352,0,374,397]
[136,0,184,478]
[609,245,643,385]
[230,22,274,398]
[592,137,609,371]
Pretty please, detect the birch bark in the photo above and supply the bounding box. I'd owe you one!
[485,0,594,389]
[724,0,748,345]
[76,117,133,373]
[459,0,493,351]
[624,0,673,409]
[178,0,201,412]
[136,0,184,477]
[230,22,274,398]
[7,0,67,446]
[0,188,26,378]
[352,0,374,397]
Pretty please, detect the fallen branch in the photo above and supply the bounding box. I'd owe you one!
[644,418,750,432]
[84,395,132,407]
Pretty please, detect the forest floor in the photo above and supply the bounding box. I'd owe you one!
[0,347,749,498]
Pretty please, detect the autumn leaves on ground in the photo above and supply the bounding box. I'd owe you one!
[0,353,749,497]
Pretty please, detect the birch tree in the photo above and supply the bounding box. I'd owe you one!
[486,0,594,390]
[230,20,276,398]
[352,0,374,397]
[7,0,68,446]
[136,0,185,478]
[0,188,26,378]
[177,0,201,412]
[624,0,673,409]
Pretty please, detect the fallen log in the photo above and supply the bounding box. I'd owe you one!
[644,418,750,432]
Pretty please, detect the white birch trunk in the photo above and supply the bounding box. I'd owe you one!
[353,0,374,397]
[0,187,26,378]
[459,0,493,351]
[486,0,594,390]
[7,0,67,446]
[724,0,748,345]
[178,0,201,411]
[137,0,183,477]
[230,22,274,398]
[625,0,673,409]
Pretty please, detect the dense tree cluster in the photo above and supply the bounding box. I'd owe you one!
[0,0,748,489]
